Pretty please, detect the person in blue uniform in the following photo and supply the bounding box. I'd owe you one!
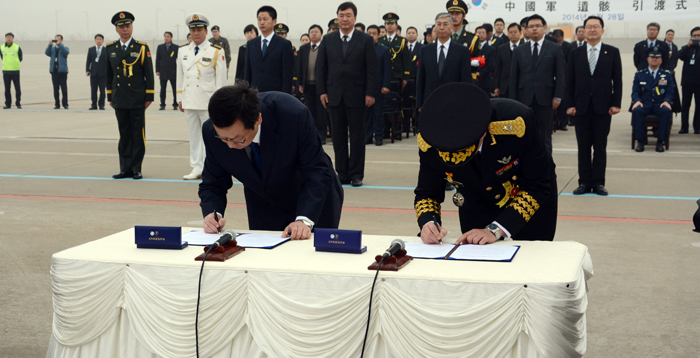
[631,47,675,152]
[198,81,344,240]
[414,83,557,245]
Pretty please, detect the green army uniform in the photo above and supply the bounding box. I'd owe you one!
[107,12,155,178]
[208,26,232,71]
[378,13,410,81]
[447,0,480,81]
[274,24,299,91]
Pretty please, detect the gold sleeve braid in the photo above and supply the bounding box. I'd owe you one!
[506,190,540,222]
[415,199,441,220]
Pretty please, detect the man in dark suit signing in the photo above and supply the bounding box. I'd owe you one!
[317,1,378,187]
[86,34,107,110]
[199,82,343,240]
[510,14,566,155]
[493,23,522,99]
[564,16,622,196]
[244,6,294,93]
[155,31,178,110]
[416,12,472,110]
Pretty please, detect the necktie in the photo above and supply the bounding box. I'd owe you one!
[342,35,349,57]
[409,44,413,52]
[194,46,199,56]
[312,44,317,50]
[438,45,446,76]
[249,142,261,175]
[588,47,598,75]
[651,70,656,80]
[262,39,268,56]
[511,44,516,52]
[532,42,539,65]
[121,45,126,51]
[650,41,655,48]
[579,41,584,47]
[452,32,458,42]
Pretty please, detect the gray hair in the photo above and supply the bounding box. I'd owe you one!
[435,12,453,25]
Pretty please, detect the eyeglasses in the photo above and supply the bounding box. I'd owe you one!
[529,24,544,29]
[215,135,246,144]
[585,25,602,30]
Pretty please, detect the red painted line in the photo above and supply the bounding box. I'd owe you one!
[0,194,692,226]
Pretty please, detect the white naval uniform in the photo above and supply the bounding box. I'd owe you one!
[176,41,227,175]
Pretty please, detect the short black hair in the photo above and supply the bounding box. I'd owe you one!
[482,23,493,33]
[527,14,546,27]
[379,25,386,30]
[552,29,564,37]
[691,26,700,35]
[475,26,485,33]
[56,34,63,40]
[647,22,660,31]
[5,32,14,38]
[308,24,323,34]
[666,29,674,34]
[243,24,259,36]
[575,25,585,32]
[257,6,277,20]
[187,33,191,38]
[584,16,604,29]
[355,22,365,31]
[507,23,521,32]
[94,34,104,39]
[300,33,309,41]
[407,26,417,33]
[494,18,505,25]
[367,25,380,33]
[397,25,403,31]
[163,31,173,37]
[337,2,357,16]
[209,81,261,129]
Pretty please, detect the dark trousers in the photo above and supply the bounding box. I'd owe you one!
[365,93,385,143]
[160,76,177,107]
[3,71,21,106]
[303,84,327,142]
[632,105,671,142]
[51,72,68,107]
[574,102,611,187]
[530,102,554,155]
[90,75,106,108]
[681,85,700,132]
[115,108,146,173]
[389,80,404,133]
[329,98,367,181]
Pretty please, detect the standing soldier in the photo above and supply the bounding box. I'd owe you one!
[274,24,299,94]
[155,31,178,110]
[2,32,22,109]
[446,0,481,79]
[378,12,410,139]
[106,11,154,180]
[208,25,232,76]
[328,18,339,33]
[177,14,227,180]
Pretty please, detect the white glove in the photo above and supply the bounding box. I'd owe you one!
[471,59,480,67]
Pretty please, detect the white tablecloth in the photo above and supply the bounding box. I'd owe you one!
[46,228,593,358]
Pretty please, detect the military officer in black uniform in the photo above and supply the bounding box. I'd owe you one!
[378,13,411,138]
[414,83,557,245]
[274,23,299,95]
[106,12,155,179]
[446,0,480,80]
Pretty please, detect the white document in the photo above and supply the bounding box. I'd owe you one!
[235,233,290,249]
[448,245,520,262]
[182,231,220,246]
[404,242,456,259]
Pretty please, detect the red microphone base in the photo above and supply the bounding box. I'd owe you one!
[194,240,245,261]
[368,249,413,271]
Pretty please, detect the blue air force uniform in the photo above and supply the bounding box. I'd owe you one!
[631,65,675,148]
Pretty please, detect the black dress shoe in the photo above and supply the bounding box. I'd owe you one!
[655,142,665,153]
[173,105,179,110]
[54,106,60,109]
[112,172,134,179]
[89,106,97,110]
[695,130,700,134]
[2,106,9,109]
[351,179,363,187]
[15,104,21,109]
[375,140,383,146]
[445,182,455,191]
[558,125,568,131]
[159,105,165,110]
[679,128,689,134]
[594,185,609,196]
[365,139,373,145]
[99,107,105,110]
[63,106,69,109]
[573,185,590,195]
[133,172,143,180]
[339,178,351,185]
[635,143,645,152]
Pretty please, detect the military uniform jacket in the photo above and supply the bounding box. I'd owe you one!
[378,34,411,80]
[631,68,675,108]
[176,41,227,110]
[452,26,481,58]
[414,99,557,239]
[208,36,232,69]
[106,39,155,109]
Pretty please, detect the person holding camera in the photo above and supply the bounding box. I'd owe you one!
[678,26,700,134]
[45,35,70,109]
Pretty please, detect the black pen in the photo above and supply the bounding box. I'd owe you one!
[212,211,221,234]
[433,215,443,245]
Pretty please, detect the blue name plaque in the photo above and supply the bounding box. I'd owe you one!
[135,226,188,249]
[314,228,366,254]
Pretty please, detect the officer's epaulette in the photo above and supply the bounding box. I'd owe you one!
[180,43,189,47]
[488,117,526,145]
[211,44,222,49]
[134,40,147,45]
[107,40,118,46]
[636,69,645,73]
[292,45,296,50]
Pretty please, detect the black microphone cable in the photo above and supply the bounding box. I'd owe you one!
[195,244,215,358]
[360,256,385,358]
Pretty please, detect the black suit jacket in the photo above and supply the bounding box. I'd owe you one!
[633,40,669,71]
[316,30,378,108]
[509,39,566,107]
[297,42,320,87]
[478,42,496,93]
[665,41,679,71]
[493,42,517,96]
[559,41,573,63]
[408,42,422,77]
[564,43,623,116]
[199,92,343,230]
[416,42,472,108]
[235,44,246,80]
[85,46,107,77]
[155,43,178,79]
[244,35,294,93]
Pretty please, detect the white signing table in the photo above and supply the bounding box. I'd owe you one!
[46,228,593,358]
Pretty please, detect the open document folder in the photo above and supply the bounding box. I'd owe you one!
[182,231,290,249]
[404,242,520,262]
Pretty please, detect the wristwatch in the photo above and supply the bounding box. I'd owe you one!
[296,218,314,230]
[486,223,502,240]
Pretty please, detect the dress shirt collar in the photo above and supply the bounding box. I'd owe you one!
[586,41,602,53]
[120,38,132,48]
[510,41,519,49]
[192,41,208,51]
[437,38,451,60]
[311,40,321,49]
[648,67,658,78]
[647,39,657,47]
[340,29,355,42]
[253,124,262,145]
[480,40,488,48]
[530,37,545,51]
[261,32,274,48]
[386,32,395,42]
